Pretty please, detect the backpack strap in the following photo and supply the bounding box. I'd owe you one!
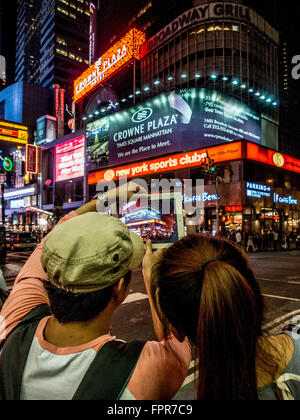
[73,340,146,400]
[0,304,145,400]
[0,304,51,400]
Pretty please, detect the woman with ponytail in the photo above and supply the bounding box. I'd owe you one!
[143,235,300,400]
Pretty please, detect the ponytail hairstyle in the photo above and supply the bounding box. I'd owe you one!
[151,234,265,400]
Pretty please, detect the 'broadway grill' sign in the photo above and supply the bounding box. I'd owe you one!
[141,2,250,57]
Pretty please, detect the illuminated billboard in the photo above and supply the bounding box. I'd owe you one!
[36,115,57,146]
[74,28,146,103]
[0,120,29,145]
[247,143,300,174]
[88,141,243,185]
[55,135,85,182]
[86,88,261,171]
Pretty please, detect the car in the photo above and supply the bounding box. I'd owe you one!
[5,231,37,252]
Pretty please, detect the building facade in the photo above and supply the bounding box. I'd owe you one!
[140,0,279,150]
[79,0,279,151]
[15,0,90,105]
[39,1,300,240]
[0,0,17,91]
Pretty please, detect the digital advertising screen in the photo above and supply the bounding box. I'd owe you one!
[86,88,261,170]
[55,135,85,182]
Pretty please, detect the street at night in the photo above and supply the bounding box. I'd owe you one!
[3,249,300,341]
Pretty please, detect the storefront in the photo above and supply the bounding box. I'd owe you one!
[244,182,300,234]
[86,138,300,236]
[4,185,40,231]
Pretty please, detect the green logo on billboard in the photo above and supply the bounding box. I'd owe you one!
[132,108,153,123]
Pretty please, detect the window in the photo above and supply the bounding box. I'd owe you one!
[57,37,68,46]
[56,48,68,57]
[57,7,69,16]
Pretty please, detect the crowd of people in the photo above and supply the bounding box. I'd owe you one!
[0,182,299,401]
[224,229,300,252]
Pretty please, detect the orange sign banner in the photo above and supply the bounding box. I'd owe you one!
[247,143,300,174]
[0,121,29,144]
[88,142,243,185]
[74,28,146,103]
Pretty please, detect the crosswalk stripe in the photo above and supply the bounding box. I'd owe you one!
[262,294,300,302]
[123,293,148,304]
[263,310,300,333]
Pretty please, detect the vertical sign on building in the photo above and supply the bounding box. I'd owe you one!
[26,144,39,174]
[53,84,60,138]
[89,2,97,66]
[59,88,65,138]
[53,84,65,139]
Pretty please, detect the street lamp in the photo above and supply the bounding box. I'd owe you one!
[0,156,14,264]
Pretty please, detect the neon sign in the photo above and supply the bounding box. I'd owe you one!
[55,135,85,182]
[0,121,28,145]
[225,206,243,213]
[246,182,271,199]
[183,193,220,203]
[74,28,146,103]
[247,143,300,174]
[273,193,298,206]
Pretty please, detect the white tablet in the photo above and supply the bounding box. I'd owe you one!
[120,192,185,249]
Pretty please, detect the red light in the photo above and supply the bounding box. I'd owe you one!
[225,206,243,213]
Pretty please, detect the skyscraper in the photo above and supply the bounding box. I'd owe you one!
[73,0,194,127]
[15,0,91,104]
[244,0,300,159]
[96,0,193,54]
[0,0,17,91]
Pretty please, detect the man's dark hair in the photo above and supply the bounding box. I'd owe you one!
[44,271,132,323]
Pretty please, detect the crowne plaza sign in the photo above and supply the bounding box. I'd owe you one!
[74,28,146,103]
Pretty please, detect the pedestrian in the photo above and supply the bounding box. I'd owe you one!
[256,232,262,252]
[267,230,274,252]
[145,235,300,400]
[262,230,268,252]
[282,233,288,251]
[246,233,256,253]
[296,233,300,249]
[235,230,242,247]
[230,230,236,243]
[273,231,279,252]
[0,182,190,400]
[287,232,291,250]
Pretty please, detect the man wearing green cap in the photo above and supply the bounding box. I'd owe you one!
[0,182,191,400]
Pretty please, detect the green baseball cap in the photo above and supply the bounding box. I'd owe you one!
[41,213,145,294]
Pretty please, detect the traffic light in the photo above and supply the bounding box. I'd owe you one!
[0,157,13,173]
[3,158,13,172]
[201,153,221,176]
